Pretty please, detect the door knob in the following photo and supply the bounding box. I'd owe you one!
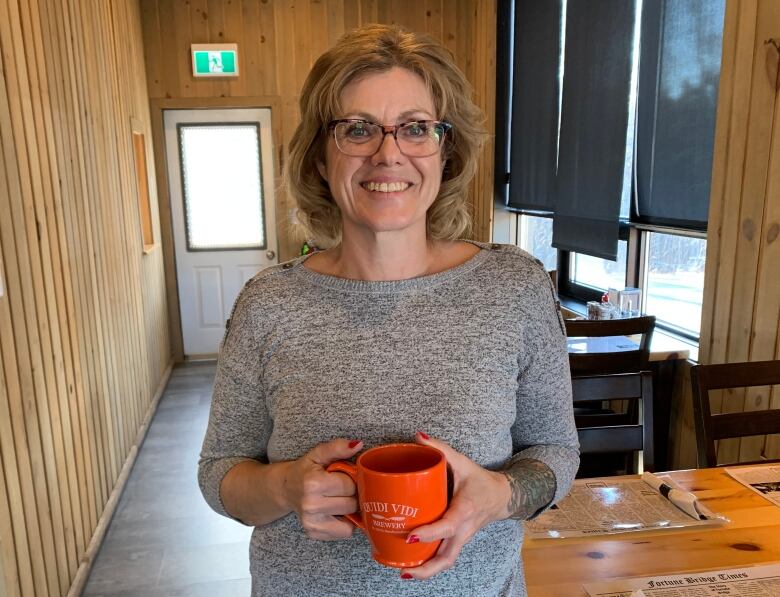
[266,250,276,260]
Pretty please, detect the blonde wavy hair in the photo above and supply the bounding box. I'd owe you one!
[285,24,486,248]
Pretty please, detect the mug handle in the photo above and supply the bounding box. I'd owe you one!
[326,461,364,530]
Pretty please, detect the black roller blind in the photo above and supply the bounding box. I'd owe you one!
[635,0,725,230]
[552,0,637,261]
[507,0,562,213]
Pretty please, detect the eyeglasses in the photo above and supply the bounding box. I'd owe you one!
[327,119,452,157]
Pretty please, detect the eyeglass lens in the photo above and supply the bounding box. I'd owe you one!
[333,121,447,157]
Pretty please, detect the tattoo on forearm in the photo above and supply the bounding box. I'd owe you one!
[502,459,556,520]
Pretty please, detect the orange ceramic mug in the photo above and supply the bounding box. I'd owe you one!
[327,443,447,568]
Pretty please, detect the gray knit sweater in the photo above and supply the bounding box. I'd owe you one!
[198,242,579,596]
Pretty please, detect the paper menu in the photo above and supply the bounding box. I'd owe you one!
[525,476,726,539]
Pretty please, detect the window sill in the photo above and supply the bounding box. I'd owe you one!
[559,296,699,363]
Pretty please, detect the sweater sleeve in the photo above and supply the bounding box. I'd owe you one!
[198,283,272,522]
[511,266,579,512]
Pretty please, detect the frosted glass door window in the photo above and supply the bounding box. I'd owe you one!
[178,124,266,250]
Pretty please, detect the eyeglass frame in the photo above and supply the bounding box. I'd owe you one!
[326,118,453,157]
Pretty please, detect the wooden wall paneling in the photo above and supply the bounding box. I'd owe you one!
[718,2,777,464]
[327,0,346,47]
[699,2,747,367]
[764,88,780,458]
[699,0,755,463]
[73,0,120,494]
[388,0,426,30]
[343,0,360,31]
[257,0,279,95]
[62,0,109,523]
[82,1,128,484]
[141,0,164,98]
[39,0,93,552]
[173,0,195,99]
[309,0,330,65]
[128,0,170,396]
[0,437,21,597]
[105,0,145,442]
[13,0,77,586]
[18,0,81,584]
[274,0,301,257]
[148,101,184,362]
[114,0,149,439]
[38,0,95,565]
[224,0,247,97]
[723,1,778,464]
[100,0,137,468]
[698,0,780,464]
[743,23,780,461]
[294,1,314,95]
[441,0,457,63]
[425,0,443,45]
[474,0,495,242]
[2,1,173,592]
[158,0,181,99]
[0,3,62,594]
[239,0,261,97]
[360,0,379,24]
[669,361,699,469]
[0,134,33,597]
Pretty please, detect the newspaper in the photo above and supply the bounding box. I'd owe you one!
[583,563,780,596]
[725,464,780,507]
[525,476,726,539]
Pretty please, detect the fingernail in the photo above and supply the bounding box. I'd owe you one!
[348,440,362,448]
[417,431,430,440]
[406,535,419,544]
[400,573,414,580]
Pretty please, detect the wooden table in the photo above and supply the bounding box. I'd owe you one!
[523,467,780,596]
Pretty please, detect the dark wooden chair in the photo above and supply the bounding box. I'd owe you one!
[573,372,654,476]
[690,360,780,467]
[565,315,656,375]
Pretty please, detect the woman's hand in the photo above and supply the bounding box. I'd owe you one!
[400,432,512,581]
[282,438,364,540]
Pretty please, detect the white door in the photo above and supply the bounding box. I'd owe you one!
[164,108,277,357]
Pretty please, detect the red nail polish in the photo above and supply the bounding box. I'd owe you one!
[406,535,419,544]
[348,440,361,448]
[400,573,413,580]
[418,431,430,440]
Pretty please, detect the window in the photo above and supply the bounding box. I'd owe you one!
[643,232,706,337]
[516,215,556,271]
[131,121,155,253]
[571,243,628,294]
[500,0,724,342]
[178,123,267,251]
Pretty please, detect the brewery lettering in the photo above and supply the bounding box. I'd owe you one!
[363,502,419,518]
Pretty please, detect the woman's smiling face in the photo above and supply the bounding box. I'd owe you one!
[317,67,444,240]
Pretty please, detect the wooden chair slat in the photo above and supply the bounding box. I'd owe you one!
[571,372,654,474]
[690,360,780,467]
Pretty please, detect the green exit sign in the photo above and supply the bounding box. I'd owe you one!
[191,44,239,77]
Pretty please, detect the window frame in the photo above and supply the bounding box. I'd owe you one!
[511,209,706,342]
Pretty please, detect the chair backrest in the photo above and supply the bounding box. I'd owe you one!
[690,360,780,467]
[572,371,654,473]
[565,316,656,375]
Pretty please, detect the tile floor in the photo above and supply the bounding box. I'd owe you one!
[83,361,253,597]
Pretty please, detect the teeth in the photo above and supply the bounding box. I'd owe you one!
[363,181,410,192]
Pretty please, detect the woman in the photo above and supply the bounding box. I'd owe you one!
[199,24,578,596]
